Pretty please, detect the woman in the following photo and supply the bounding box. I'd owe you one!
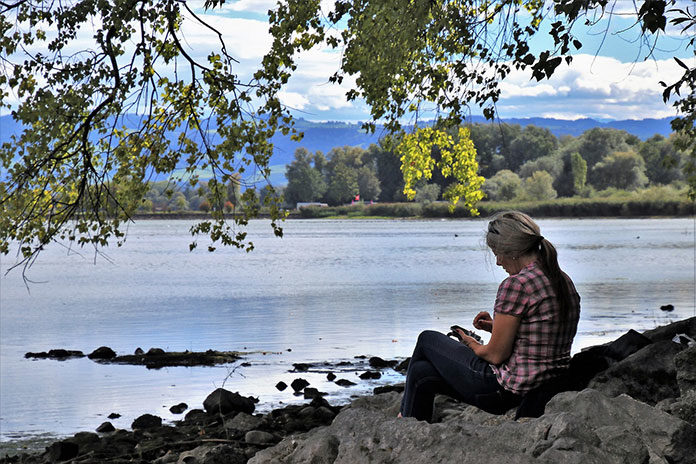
[399,211,580,421]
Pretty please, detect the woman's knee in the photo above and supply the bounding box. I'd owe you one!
[416,329,443,347]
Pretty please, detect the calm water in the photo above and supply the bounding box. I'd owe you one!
[1,218,694,443]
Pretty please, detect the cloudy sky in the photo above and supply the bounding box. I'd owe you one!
[181,0,693,123]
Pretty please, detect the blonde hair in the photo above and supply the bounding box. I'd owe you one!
[486,211,572,319]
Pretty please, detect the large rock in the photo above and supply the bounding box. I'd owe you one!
[588,339,684,404]
[203,388,255,416]
[675,344,696,395]
[643,317,696,342]
[249,389,696,464]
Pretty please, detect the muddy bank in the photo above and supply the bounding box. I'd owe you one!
[25,347,244,369]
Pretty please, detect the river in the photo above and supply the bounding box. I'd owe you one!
[1,217,694,444]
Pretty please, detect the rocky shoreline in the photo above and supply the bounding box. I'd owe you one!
[4,317,695,463]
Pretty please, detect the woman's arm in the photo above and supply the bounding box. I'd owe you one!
[456,313,521,365]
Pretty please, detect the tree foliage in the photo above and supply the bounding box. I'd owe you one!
[570,152,588,194]
[522,170,557,201]
[592,151,649,191]
[397,127,484,213]
[483,169,522,201]
[284,148,327,206]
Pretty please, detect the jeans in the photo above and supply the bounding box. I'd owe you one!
[399,330,503,422]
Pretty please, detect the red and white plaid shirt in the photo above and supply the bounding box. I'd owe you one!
[490,261,580,394]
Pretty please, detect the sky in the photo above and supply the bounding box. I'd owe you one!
[181,0,694,122]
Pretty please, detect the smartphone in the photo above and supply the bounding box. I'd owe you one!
[448,325,484,344]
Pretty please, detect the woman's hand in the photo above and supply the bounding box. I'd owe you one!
[454,329,482,351]
[473,311,493,333]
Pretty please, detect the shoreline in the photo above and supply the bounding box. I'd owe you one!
[128,198,695,221]
[2,317,694,463]
[0,354,408,457]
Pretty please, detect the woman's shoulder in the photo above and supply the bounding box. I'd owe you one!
[517,261,546,282]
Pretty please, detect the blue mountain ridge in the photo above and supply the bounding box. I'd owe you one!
[0,115,674,185]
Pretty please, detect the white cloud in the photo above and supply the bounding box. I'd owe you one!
[278,91,310,110]
[494,54,682,120]
[179,13,271,61]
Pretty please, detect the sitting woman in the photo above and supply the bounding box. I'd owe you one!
[399,211,581,422]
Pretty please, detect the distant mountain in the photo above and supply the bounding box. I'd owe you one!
[462,116,673,140]
[0,114,674,185]
[269,119,382,166]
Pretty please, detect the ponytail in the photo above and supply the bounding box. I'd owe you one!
[537,238,572,322]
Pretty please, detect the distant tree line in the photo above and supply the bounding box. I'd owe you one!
[136,177,242,213]
[134,123,687,213]
[284,124,688,207]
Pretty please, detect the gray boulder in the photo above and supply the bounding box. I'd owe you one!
[249,389,696,464]
[675,344,696,395]
[588,340,684,404]
[643,318,696,342]
[244,430,278,445]
[176,444,246,464]
[224,412,263,433]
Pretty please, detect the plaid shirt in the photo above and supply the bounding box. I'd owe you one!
[490,261,580,394]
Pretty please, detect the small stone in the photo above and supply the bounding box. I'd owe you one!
[131,413,162,429]
[203,388,255,415]
[660,304,675,311]
[107,412,121,419]
[276,381,288,391]
[147,347,165,355]
[394,358,410,372]
[47,349,84,359]
[45,441,79,462]
[327,372,336,381]
[298,406,316,418]
[290,378,310,392]
[169,402,188,414]
[304,387,326,399]
[134,347,144,355]
[293,363,311,372]
[225,412,263,433]
[96,421,115,433]
[369,356,397,368]
[374,384,404,395]
[88,346,116,360]
[184,409,208,425]
[245,430,277,445]
[359,371,381,380]
[335,379,356,387]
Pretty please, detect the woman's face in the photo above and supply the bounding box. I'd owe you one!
[493,250,521,276]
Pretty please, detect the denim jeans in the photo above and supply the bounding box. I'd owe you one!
[399,330,503,422]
